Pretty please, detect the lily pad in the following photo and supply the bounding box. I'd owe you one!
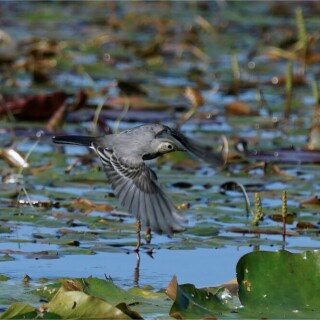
[237,250,320,318]
[167,276,235,319]
[0,304,37,319]
[46,288,135,319]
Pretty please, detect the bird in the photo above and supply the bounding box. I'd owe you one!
[52,124,222,251]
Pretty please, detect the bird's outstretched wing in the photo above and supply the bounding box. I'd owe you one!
[93,145,186,235]
[157,126,223,166]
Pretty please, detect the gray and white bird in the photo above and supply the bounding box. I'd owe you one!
[52,124,222,251]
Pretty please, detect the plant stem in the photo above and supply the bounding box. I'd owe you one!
[284,62,293,119]
[282,190,287,243]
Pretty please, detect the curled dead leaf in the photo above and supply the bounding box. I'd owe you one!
[270,213,295,224]
[299,195,320,207]
[184,87,204,107]
[63,198,113,214]
[0,91,69,120]
[61,279,84,292]
[225,100,256,116]
[46,102,68,131]
[296,222,319,229]
[166,275,178,301]
[307,124,320,150]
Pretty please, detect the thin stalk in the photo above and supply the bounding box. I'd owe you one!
[295,7,307,75]
[92,101,105,136]
[284,61,293,119]
[231,52,241,96]
[18,139,39,176]
[282,190,287,243]
[231,182,253,217]
[312,80,319,117]
[114,96,130,133]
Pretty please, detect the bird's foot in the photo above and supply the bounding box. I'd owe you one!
[134,243,140,252]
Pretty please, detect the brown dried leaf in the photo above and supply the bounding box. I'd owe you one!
[267,73,306,86]
[225,100,256,116]
[306,52,320,64]
[300,195,320,207]
[166,275,178,301]
[117,80,148,96]
[28,39,61,58]
[184,87,204,107]
[46,102,68,132]
[307,124,320,150]
[61,279,84,292]
[296,222,319,229]
[0,91,69,120]
[31,161,52,174]
[69,198,113,214]
[269,213,295,224]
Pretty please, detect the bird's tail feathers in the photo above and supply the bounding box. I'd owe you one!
[52,135,95,146]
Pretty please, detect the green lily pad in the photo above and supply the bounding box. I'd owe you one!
[46,288,136,319]
[0,304,37,319]
[167,276,235,319]
[237,250,320,318]
[0,274,10,281]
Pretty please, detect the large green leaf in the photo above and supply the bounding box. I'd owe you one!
[237,250,320,318]
[30,277,170,318]
[167,276,235,319]
[80,277,137,304]
[45,285,138,319]
[0,304,37,319]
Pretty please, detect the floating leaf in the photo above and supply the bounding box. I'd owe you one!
[167,276,234,319]
[0,303,37,319]
[45,286,136,319]
[299,195,320,207]
[237,250,320,317]
[0,275,10,281]
[0,91,69,120]
[225,100,256,116]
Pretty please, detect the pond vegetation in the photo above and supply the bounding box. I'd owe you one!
[1,1,320,318]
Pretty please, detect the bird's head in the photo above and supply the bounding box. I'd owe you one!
[153,138,185,154]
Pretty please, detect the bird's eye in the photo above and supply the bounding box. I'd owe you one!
[167,144,173,150]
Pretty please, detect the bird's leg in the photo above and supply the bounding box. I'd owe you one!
[134,219,141,252]
[145,227,151,244]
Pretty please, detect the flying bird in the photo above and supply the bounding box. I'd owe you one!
[52,124,222,251]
